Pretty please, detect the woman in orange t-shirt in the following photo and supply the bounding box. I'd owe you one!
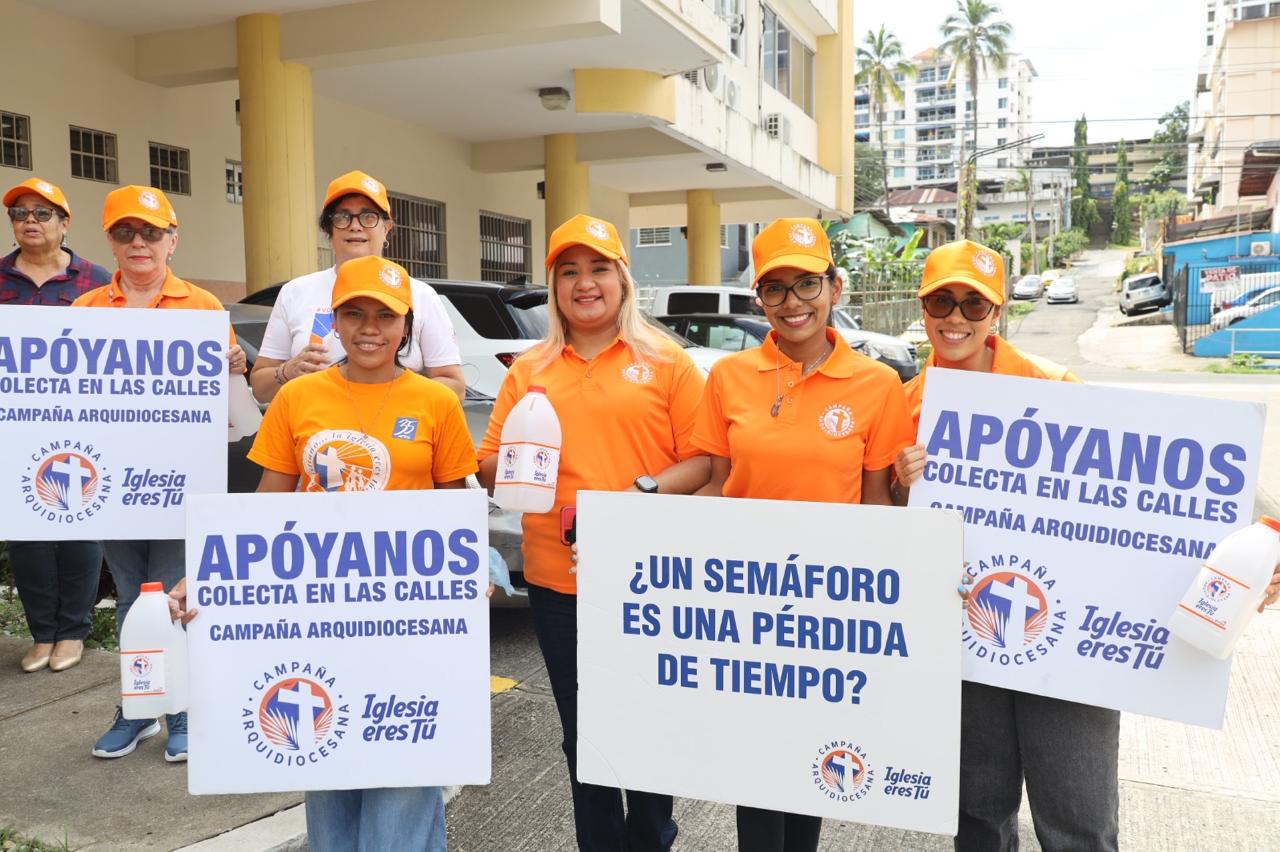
[694,218,914,852]
[478,214,708,852]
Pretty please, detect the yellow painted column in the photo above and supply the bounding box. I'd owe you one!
[544,134,590,247]
[686,189,721,286]
[816,0,854,216]
[237,14,317,293]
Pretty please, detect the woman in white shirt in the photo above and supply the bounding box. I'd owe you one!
[250,170,465,403]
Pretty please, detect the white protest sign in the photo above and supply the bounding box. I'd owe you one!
[577,492,962,835]
[910,369,1265,728]
[185,490,491,794]
[0,305,228,539]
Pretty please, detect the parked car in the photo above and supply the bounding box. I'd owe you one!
[1214,284,1277,315]
[644,284,761,317]
[656,313,919,382]
[1210,286,1280,331]
[1118,273,1170,315]
[1012,275,1043,300]
[1045,277,1079,304]
[899,319,928,346]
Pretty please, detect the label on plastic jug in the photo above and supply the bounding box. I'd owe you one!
[121,649,166,696]
[498,443,560,491]
[1177,567,1245,632]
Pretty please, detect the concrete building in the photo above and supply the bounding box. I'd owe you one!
[0,0,854,298]
[855,47,1036,192]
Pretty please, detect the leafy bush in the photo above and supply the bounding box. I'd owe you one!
[1050,229,1089,267]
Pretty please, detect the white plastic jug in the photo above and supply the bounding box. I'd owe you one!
[494,385,561,514]
[1168,516,1280,660]
[120,582,188,719]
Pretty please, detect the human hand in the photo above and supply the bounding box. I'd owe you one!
[284,343,329,380]
[569,541,578,574]
[226,344,248,375]
[895,444,927,488]
[167,578,198,625]
[486,582,495,599]
[957,567,973,610]
[1259,562,1280,613]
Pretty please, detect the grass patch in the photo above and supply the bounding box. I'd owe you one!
[0,826,74,852]
[1007,302,1036,320]
[1207,353,1280,374]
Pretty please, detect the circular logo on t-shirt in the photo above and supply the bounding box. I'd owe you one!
[301,429,390,492]
[818,404,855,438]
[621,363,654,385]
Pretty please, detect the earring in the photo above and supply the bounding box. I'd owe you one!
[333,330,340,339]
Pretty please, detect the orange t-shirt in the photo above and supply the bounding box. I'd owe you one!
[478,335,706,594]
[250,366,477,491]
[693,328,914,503]
[903,334,1078,429]
[72,269,237,345]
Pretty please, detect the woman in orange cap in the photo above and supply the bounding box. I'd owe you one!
[477,214,709,852]
[72,185,245,764]
[693,217,915,852]
[172,255,479,852]
[250,170,464,404]
[2,177,112,675]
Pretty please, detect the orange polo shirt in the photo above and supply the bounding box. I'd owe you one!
[693,328,914,503]
[72,269,237,345]
[478,336,706,595]
[903,334,1078,428]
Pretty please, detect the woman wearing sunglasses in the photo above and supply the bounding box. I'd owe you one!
[72,185,246,763]
[891,240,1116,852]
[2,177,112,676]
[694,218,914,852]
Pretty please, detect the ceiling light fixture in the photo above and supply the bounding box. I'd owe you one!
[539,87,571,111]
[705,162,728,173]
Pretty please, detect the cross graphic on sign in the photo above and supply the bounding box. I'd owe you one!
[276,682,325,747]
[829,752,854,783]
[987,576,1039,649]
[50,456,93,505]
[314,447,345,491]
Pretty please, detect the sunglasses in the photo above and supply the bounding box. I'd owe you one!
[758,275,827,307]
[329,210,385,230]
[921,292,996,321]
[8,206,57,223]
[109,224,172,244]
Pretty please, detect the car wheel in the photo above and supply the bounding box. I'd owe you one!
[1119,305,1128,315]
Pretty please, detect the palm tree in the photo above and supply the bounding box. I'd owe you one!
[939,0,1013,238]
[1006,167,1037,272]
[856,26,915,213]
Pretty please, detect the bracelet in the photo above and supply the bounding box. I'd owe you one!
[274,364,288,385]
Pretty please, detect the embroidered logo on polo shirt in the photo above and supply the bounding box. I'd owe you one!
[586,220,610,240]
[789,223,817,247]
[379,264,403,288]
[621,363,654,385]
[972,250,997,278]
[138,191,160,210]
[818,404,855,438]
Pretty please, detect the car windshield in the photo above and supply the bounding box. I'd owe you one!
[644,315,696,348]
[831,308,861,330]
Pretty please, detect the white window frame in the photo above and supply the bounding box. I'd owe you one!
[225,159,243,204]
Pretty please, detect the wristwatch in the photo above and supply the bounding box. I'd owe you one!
[634,475,660,494]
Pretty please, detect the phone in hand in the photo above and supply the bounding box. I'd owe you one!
[560,506,577,546]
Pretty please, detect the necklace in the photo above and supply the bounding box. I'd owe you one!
[770,342,834,416]
[801,344,834,376]
[340,365,400,436]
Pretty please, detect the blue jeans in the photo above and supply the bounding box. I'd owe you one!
[102,539,185,639]
[956,681,1120,852]
[305,787,445,852]
[7,539,102,642]
[528,583,677,852]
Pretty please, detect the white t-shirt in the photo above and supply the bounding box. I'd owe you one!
[258,267,460,371]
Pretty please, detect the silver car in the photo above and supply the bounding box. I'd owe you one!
[1118,273,1169,315]
[1012,275,1043,300]
[1046,277,1078,304]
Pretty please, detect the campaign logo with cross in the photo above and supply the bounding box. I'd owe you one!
[259,677,335,751]
[35,451,100,511]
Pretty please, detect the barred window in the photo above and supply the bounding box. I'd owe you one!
[386,191,447,279]
[1,111,32,170]
[69,125,117,183]
[636,227,671,247]
[479,211,532,283]
[149,142,191,195]
[225,160,243,204]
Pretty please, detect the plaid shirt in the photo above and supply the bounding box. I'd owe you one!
[0,247,112,306]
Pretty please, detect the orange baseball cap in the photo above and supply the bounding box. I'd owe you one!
[331,256,412,316]
[751,218,832,286]
[545,214,628,270]
[102,185,177,231]
[918,239,1006,305]
[323,170,390,216]
[4,178,70,217]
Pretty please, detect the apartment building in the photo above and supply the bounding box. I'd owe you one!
[856,47,1037,192]
[0,0,853,295]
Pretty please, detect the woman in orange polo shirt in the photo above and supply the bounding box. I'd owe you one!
[693,218,914,852]
[478,214,708,852]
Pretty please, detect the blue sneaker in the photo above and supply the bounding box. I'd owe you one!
[165,712,188,763]
[92,707,160,759]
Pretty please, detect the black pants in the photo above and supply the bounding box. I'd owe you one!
[528,583,678,852]
[735,806,822,852]
[7,540,101,643]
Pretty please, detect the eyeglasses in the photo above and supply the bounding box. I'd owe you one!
[758,275,827,307]
[921,292,996,321]
[108,224,172,244]
[8,206,56,223]
[329,210,385,229]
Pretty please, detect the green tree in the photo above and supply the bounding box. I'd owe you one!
[1005,167,1038,272]
[1111,139,1132,244]
[939,0,1013,239]
[854,143,887,208]
[856,26,915,212]
[1070,114,1100,233]
[1114,138,1130,185]
[1147,101,1189,193]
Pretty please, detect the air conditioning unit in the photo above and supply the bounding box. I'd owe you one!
[1250,240,1271,257]
[725,80,741,109]
[681,69,700,85]
[702,64,721,94]
[764,113,792,144]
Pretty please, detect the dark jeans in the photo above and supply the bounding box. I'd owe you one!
[7,540,102,643]
[735,807,821,852]
[528,583,678,852]
[956,681,1120,852]
[102,539,185,640]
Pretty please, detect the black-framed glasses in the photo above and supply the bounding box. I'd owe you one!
[758,275,827,307]
[921,292,996,321]
[329,210,385,229]
[108,224,172,244]
[8,206,56,223]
